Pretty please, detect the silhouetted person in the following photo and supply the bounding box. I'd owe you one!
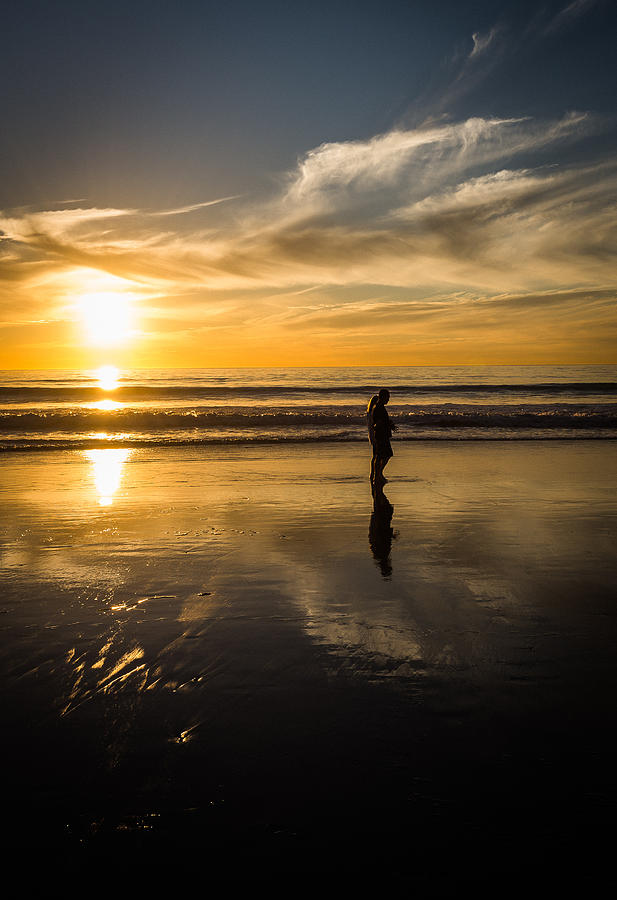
[367,388,395,484]
[369,481,394,578]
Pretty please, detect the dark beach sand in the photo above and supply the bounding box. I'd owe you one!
[1,442,616,882]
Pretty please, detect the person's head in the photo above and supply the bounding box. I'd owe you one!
[378,388,390,404]
[367,394,379,413]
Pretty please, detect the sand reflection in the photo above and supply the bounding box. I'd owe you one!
[84,448,132,506]
[369,484,395,578]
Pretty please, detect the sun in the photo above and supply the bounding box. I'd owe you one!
[79,291,133,346]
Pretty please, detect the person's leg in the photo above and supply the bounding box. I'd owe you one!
[375,456,386,483]
[370,447,377,482]
[376,453,392,483]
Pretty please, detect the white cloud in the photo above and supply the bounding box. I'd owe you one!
[0,114,614,317]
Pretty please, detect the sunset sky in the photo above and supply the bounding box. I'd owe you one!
[1,0,616,368]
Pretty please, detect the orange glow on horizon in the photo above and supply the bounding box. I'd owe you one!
[0,263,614,368]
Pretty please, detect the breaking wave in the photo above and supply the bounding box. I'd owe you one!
[1,404,616,450]
[2,367,615,449]
[1,404,616,433]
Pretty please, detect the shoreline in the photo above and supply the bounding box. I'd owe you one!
[2,432,617,451]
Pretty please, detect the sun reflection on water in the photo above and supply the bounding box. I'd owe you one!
[84,448,132,506]
[96,365,121,391]
[90,399,123,411]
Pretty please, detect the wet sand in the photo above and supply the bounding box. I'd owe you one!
[1,442,616,881]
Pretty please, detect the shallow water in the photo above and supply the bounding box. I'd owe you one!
[1,442,616,875]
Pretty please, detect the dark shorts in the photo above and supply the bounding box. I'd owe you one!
[372,438,393,460]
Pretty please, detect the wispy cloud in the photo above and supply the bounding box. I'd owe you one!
[469,27,500,58]
[0,114,606,290]
[544,0,603,34]
[149,195,242,217]
[1,112,615,363]
[425,1,605,126]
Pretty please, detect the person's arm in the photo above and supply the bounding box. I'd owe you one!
[368,410,376,443]
[373,404,385,437]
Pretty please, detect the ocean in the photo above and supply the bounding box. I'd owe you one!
[1,365,616,449]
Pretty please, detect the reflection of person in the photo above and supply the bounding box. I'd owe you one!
[367,388,396,484]
[369,481,395,578]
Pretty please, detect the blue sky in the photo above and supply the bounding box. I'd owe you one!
[1,0,616,365]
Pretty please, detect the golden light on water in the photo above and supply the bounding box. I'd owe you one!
[84,449,132,506]
[96,365,121,391]
[91,399,123,411]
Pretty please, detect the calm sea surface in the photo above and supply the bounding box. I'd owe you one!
[1,365,616,449]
